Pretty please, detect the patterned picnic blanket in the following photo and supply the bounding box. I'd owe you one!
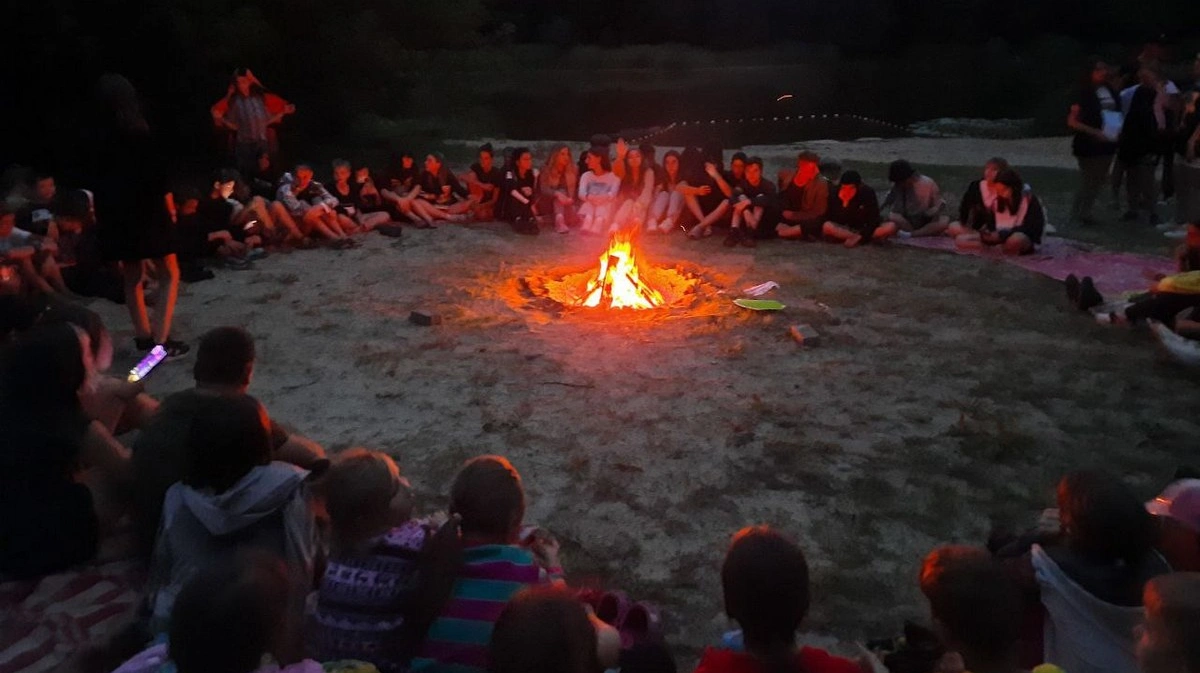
[0,560,145,673]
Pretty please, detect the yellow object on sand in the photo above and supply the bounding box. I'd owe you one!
[1157,271,1200,295]
[1032,664,1067,673]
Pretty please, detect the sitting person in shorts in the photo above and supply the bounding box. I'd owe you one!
[463,144,505,221]
[776,152,830,241]
[882,160,949,237]
[418,153,475,221]
[328,159,391,234]
[821,171,897,247]
[197,170,266,267]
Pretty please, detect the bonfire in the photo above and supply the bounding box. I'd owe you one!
[580,233,665,309]
[533,232,699,311]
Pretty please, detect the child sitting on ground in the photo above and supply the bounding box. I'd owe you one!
[311,449,428,672]
[113,553,324,673]
[694,525,863,673]
[1137,573,1200,673]
[408,455,618,673]
[0,203,72,297]
[490,586,603,673]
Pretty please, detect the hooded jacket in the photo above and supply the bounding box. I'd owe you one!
[146,461,319,633]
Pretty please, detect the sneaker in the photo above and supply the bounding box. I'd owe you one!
[224,256,253,270]
[1165,229,1187,241]
[741,233,757,248]
[1079,276,1104,311]
[246,248,269,261]
[646,219,660,233]
[555,220,569,234]
[723,228,741,247]
[1065,274,1081,307]
[161,339,190,359]
[688,224,709,240]
[1156,221,1179,232]
[897,230,913,239]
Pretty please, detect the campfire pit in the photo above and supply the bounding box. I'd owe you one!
[538,232,699,310]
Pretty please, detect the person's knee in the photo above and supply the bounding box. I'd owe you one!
[1003,234,1031,255]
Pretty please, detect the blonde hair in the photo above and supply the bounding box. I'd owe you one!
[541,144,578,191]
[324,448,410,548]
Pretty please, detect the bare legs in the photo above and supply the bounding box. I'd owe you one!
[123,254,180,343]
[821,221,899,248]
[888,212,950,237]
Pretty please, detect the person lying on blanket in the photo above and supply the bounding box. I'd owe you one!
[1066,224,1200,338]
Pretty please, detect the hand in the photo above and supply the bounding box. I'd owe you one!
[1036,508,1062,536]
[556,192,572,205]
[40,240,58,254]
[697,185,712,196]
[704,162,719,177]
[615,138,628,159]
[528,530,561,570]
[284,103,296,114]
[521,187,533,197]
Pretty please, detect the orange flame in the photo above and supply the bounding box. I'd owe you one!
[580,233,665,309]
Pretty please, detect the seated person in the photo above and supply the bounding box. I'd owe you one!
[0,203,71,297]
[776,152,830,241]
[920,546,1025,673]
[1136,573,1200,673]
[948,157,1011,234]
[113,553,320,673]
[650,150,687,235]
[683,146,734,239]
[418,153,475,221]
[312,449,426,672]
[380,151,432,227]
[247,149,284,201]
[328,159,391,234]
[1068,225,1200,337]
[995,471,1169,673]
[822,171,897,248]
[132,326,326,558]
[577,148,622,235]
[197,170,266,266]
[144,392,320,635]
[49,189,124,302]
[726,152,748,186]
[16,172,61,237]
[501,148,540,235]
[276,164,355,248]
[613,145,657,234]
[490,587,609,673]
[463,144,505,221]
[1145,479,1200,572]
[882,160,949,237]
[693,526,863,673]
[538,144,578,234]
[0,322,132,579]
[173,187,219,281]
[40,302,158,437]
[949,168,1045,255]
[725,156,777,248]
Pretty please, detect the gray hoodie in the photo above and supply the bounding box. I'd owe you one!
[147,461,319,633]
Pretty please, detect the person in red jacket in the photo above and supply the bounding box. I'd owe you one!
[694,526,864,673]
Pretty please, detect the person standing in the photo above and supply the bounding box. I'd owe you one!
[1068,58,1121,226]
[211,68,296,177]
[92,74,187,356]
[1121,64,1169,227]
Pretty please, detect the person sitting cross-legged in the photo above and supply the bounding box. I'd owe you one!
[276,164,354,248]
[724,157,777,248]
[949,168,1046,255]
[821,171,897,248]
[775,152,831,241]
[882,160,949,237]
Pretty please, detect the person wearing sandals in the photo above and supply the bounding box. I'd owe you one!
[408,456,618,673]
[276,164,357,249]
[693,526,862,673]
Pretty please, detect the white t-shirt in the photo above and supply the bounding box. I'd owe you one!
[579,171,620,200]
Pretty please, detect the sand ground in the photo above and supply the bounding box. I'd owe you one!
[87,136,1199,660]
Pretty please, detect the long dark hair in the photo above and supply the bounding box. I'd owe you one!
[621,149,649,197]
[661,150,683,187]
[406,456,526,650]
[96,73,149,134]
[994,168,1027,215]
[1058,471,1156,567]
[490,586,600,673]
[919,545,1022,663]
[722,526,810,673]
[585,147,611,173]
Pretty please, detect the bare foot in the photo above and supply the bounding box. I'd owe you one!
[844,234,864,248]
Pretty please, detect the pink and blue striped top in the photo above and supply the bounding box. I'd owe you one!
[410,544,550,673]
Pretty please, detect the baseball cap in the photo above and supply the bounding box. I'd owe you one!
[840,170,863,186]
[1146,479,1200,532]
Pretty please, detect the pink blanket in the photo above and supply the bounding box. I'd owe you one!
[897,236,1175,296]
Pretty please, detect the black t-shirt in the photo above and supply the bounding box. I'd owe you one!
[329,181,361,216]
[827,184,881,234]
[385,166,420,193]
[470,163,505,188]
[197,196,235,230]
[1072,85,1120,158]
[420,170,469,202]
[500,169,537,220]
[249,167,283,200]
[739,177,776,201]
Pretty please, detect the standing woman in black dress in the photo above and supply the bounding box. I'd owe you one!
[93,74,187,356]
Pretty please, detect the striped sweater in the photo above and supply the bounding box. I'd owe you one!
[410,544,552,673]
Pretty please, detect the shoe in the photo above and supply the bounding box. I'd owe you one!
[134,337,155,352]
[688,224,709,240]
[1065,274,1081,307]
[596,591,630,628]
[646,219,660,233]
[555,220,569,234]
[1156,221,1179,232]
[246,248,269,261]
[741,233,757,248]
[897,230,912,239]
[723,228,741,247]
[161,339,190,359]
[1165,229,1187,241]
[659,220,676,234]
[1078,276,1103,311]
[621,602,663,647]
[224,256,253,270]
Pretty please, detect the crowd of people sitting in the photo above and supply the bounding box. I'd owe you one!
[3,306,1200,673]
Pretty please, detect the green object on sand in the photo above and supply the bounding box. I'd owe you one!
[734,299,786,311]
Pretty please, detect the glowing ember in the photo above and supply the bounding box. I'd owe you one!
[580,233,664,309]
